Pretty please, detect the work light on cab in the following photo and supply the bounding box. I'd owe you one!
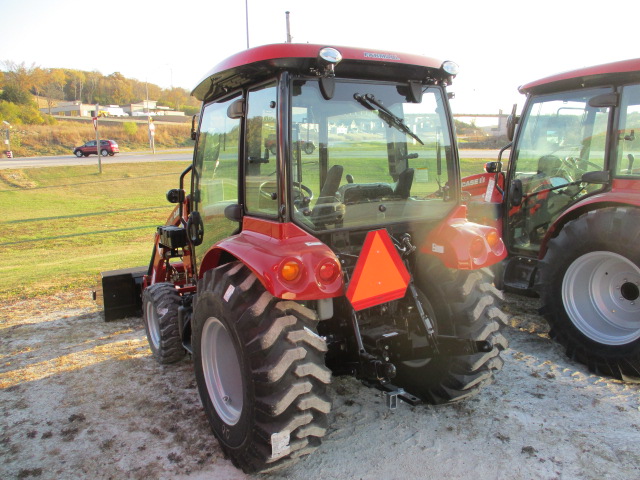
[317,47,342,76]
[441,61,459,76]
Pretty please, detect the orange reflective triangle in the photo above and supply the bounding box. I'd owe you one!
[346,229,410,311]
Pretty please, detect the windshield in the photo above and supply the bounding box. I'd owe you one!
[289,79,456,232]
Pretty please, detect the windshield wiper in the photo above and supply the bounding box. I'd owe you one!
[354,93,424,145]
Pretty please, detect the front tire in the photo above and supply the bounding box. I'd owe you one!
[394,259,508,404]
[537,207,640,381]
[193,262,331,473]
[142,283,185,364]
[75,150,83,158]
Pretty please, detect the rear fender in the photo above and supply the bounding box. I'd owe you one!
[421,205,506,269]
[199,217,343,301]
[540,190,640,258]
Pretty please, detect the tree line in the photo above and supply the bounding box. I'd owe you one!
[0,60,200,125]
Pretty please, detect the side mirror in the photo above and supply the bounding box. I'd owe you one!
[166,188,185,204]
[227,99,245,119]
[191,114,199,140]
[506,104,519,142]
[407,81,423,103]
[224,203,243,222]
[509,179,523,207]
[588,93,618,108]
[485,161,502,174]
[581,170,610,184]
[320,77,335,100]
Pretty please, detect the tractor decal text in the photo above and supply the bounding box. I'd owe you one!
[364,52,401,60]
[431,243,445,254]
[461,177,486,188]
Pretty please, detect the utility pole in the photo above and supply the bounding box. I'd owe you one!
[2,121,11,158]
[285,11,292,43]
[146,81,155,154]
[94,103,102,174]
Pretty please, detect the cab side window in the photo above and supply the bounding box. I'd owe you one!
[192,96,241,267]
[617,84,640,176]
[245,83,278,216]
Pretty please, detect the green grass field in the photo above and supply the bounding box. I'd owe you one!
[0,155,489,302]
[0,161,190,300]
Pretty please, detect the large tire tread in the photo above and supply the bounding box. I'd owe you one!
[193,262,331,473]
[142,282,185,364]
[397,258,508,404]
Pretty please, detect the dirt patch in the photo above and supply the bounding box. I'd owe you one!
[0,170,37,189]
[1,292,639,479]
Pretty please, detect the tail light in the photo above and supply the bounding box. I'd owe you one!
[317,259,340,284]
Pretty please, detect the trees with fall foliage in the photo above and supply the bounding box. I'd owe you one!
[0,60,200,124]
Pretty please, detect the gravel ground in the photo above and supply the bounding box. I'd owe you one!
[1,291,639,480]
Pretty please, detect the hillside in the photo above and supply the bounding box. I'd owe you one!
[5,118,193,157]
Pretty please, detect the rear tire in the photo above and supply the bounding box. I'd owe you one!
[142,282,185,364]
[394,258,508,404]
[537,207,640,381]
[100,148,109,156]
[193,262,331,473]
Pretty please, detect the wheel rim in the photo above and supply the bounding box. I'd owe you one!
[562,251,640,345]
[201,317,244,425]
[101,149,108,156]
[145,301,161,350]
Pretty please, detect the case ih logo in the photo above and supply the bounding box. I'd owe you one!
[364,52,401,60]
[461,176,486,188]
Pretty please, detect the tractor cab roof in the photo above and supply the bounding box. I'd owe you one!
[192,43,455,102]
[519,58,640,96]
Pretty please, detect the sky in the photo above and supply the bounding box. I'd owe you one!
[1,0,639,115]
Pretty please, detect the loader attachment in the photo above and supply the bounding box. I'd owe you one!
[93,266,147,321]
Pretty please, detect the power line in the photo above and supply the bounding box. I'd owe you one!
[3,206,168,224]
[0,225,159,246]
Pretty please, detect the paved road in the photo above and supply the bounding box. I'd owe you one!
[0,150,193,169]
[0,148,502,170]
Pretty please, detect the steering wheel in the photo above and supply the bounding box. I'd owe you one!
[563,156,602,175]
[259,180,314,207]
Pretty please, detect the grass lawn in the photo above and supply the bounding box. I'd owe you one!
[0,161,190,300]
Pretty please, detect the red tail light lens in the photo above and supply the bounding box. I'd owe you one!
[469,236,485,259]
[317,260,339,283]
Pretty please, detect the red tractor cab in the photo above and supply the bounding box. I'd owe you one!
[115,44,508,473]
[463,58,640,381]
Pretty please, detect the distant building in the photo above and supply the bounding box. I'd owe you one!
[39,99,185,118]
[39,101,94,117]
[124,101,184,117]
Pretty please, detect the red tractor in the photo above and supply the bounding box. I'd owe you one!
[462,58,640,381]
[107,44,508,473]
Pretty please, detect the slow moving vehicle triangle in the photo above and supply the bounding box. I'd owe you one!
[346,229,410,311]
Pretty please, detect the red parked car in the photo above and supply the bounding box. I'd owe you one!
[73,139,119,157]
